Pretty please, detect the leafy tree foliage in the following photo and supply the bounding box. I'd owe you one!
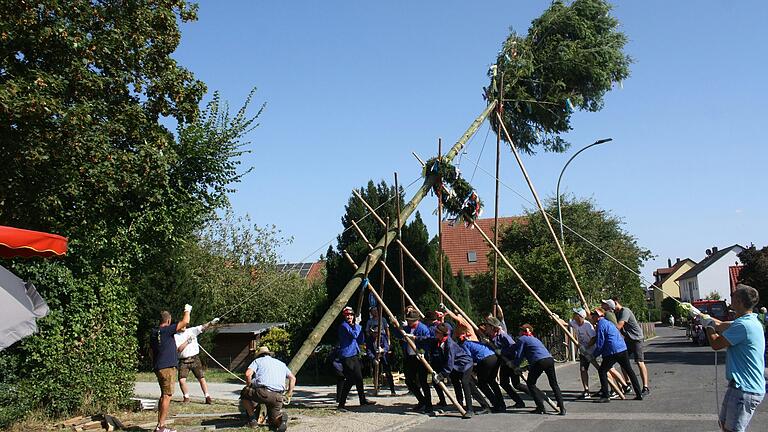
[488,0,631,153]
[472,197,651,332]
[738,245,768,307]
[0,0,262,423]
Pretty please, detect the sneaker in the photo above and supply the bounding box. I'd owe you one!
[591,391,604,399]
[642,387,650,396]
[361,400,377,406]
[594,397,610,404]
[390,390,397,396]
[530,408,546,415]
[337,405,349,413]
[476,408,491,415]
[422,405,435,414]
[436,400,447,407]
[622,384,632,394]
[634,394,644,401]
[609,391,620,400]
[578,391,591,400]
[557,408,566,416]
[182,396,190,403]
[205,396,212,405]
[513,401,526,408]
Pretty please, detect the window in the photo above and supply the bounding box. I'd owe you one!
[467,251,477,263]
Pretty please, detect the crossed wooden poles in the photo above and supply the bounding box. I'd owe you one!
[353,192,625,401]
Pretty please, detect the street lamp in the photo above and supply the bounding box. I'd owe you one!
[556,138,613,243]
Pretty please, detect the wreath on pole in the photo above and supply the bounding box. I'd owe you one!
[423,157,482,227]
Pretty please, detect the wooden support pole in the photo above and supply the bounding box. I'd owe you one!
[349,221,424,318]
[342,251,466,416]
[394,172,406,317]
[496,112,590,313]
[437,138,444,305]
[472,222,624,399]
[373,217,389,395]
[287,101,496,375]
[493,77,503,317]
[353,190,479,332]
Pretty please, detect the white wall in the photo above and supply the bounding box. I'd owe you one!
[696,248,743,304]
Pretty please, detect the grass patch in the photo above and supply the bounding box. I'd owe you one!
[136,369,243,384]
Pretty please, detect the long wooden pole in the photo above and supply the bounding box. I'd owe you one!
[373,217,389,395]
[342,251,466,416]
[353,190,479,331]
[493,75,503,317]
[472,222,625,399]
[349,221,423,318]
[496,113,590,313]
[288,101,497,374]
[437,138,444,305]
[394,172,406,317]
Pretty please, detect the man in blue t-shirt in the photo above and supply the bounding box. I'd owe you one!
[704,284,765,432]
[149,305,191,432]
[511,324,566,415]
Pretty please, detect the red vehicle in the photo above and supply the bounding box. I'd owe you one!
[691,299,729,321]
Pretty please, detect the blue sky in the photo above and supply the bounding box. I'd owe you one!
[172,1,767,282]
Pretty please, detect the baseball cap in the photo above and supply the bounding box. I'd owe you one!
[601,299,616,311]
[572,307,587,318]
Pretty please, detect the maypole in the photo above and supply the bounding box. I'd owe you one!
[287,101,496,374]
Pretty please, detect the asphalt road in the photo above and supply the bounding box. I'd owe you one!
[407,326,768,432]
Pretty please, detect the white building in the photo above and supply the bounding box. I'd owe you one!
[676,244,744,304]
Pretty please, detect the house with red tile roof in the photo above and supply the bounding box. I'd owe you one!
[440,216,525,276]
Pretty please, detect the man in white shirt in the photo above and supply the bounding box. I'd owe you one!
[569,307,596,399]
[174,318,219,404]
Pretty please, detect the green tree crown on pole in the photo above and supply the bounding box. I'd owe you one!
[488,0,631,154]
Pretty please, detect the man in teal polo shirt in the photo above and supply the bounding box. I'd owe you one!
[704,284,765,432]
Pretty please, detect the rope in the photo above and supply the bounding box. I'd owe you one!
[198,344,246,384]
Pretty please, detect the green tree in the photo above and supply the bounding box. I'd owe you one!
[324,180,472,320]
[0,1,261,423]
[489,0,630,153]
[738,245,768,308]
[473,197,651,332]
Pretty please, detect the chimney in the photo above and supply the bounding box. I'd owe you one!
[667,258,672,268]
[676,258,681,263]
[712,246,718,253]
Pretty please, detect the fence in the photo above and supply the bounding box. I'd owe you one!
[540,321,657,363]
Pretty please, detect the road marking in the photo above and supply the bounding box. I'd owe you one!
[548,412,718,421]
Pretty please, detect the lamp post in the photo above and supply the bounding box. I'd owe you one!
[556,138,613,243]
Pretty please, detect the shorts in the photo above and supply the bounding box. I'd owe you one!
[178,355,205,380]
[719,385,764,432]
[240,386,284,423]
[578,354,593,371]
[155,367,176,396]
[626,339,645,362]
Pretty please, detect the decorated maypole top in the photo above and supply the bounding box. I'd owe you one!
[488,0,631,154]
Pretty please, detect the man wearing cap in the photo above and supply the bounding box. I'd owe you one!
[150,305,191,432]
[337,306,375,409]
[481,316,526,408]
[174,317,220,404]
[428,323,491,418]
[612,296,650,396]
[567,308,597,399]
[240,347,295,431]
[458,336,506,412]
[703,284,765,432]
[601,299,619,326]
[394,309,433,413]
[511,324,566,415]
[590,307,643,403]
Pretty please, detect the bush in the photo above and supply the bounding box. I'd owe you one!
[0,262,137,426]
[647,308,661,322]
[259,327,292,362]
